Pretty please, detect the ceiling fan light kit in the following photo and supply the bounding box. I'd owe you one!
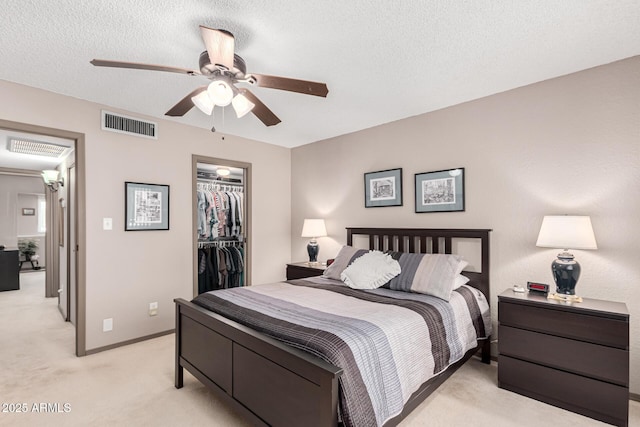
[207,78,234,107]
[191,90,214,115]
[90,25,328,127]
[231,93,255,118]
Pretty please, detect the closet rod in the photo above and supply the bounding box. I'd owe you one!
[197,177,243,185]
[198,240,244,248]
[197,182,243,192]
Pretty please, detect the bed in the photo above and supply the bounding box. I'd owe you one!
[174,227,492,426]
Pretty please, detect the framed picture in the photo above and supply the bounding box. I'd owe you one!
[364,168,403,208]
[415,168,465,213]
[125,182,170,231]
[22,208,35,216]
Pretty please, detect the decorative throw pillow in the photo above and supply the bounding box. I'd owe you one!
[340,251,401,289]
[323,245,368,280]
[385,252,468,301]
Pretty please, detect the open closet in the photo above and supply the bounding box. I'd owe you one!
[193,155,251,296]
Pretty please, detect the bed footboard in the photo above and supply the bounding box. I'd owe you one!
[175,298,343,427]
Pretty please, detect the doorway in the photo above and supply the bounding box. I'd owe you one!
[0,119,86,356]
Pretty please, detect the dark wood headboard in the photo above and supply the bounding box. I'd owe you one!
[346,227,491,299]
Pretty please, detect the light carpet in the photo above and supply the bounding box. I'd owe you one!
[1,271,638,426]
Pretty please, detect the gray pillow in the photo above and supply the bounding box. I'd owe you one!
[385,251,468,301]
[323,245,368,280]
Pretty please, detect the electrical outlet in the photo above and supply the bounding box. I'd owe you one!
[103,218,113,230]
[103,318,113,332]
[149,302,158,316]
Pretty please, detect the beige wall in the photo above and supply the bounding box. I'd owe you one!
[0,80,291,351]
[0,175,46,264]
[291,56,640,393]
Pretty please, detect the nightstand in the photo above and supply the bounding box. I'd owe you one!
[286,262,326,280]
[498,289,629,426]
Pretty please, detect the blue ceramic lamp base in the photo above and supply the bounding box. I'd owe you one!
[307,239,319,263]
[551,251,581,298]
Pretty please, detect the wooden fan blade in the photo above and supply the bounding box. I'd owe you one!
[90,59,200,75]
[250,74,328,97]
[199,26,235,70]
[165,86,207,117]
[241,89,281,126]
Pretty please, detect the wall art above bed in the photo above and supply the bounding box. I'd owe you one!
[414,167,465,213]
[364,167,403,208]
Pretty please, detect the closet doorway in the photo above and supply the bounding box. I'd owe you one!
[192,155,251,296]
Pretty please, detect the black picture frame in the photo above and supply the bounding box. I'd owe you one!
[125,182,170,231]
[414,168,465,213]
[22,208,35,216]
[364,168,403,208]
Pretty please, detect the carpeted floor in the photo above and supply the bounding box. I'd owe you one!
[1,271,638,426]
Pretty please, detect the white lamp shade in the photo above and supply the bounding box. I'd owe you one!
[232,93,255,118]
[301,219,327,238]
[42,169,60,184]
[536,216,598,250]
[191,90,214,115]
[207,80,234,106]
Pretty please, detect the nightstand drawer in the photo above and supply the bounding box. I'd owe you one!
[499,325,628,386]
[499,301,628,349]
[499,355,628,426]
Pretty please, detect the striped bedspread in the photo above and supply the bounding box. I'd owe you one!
[192,276,491,427]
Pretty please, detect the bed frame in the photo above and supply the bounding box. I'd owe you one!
[175,227,491,426]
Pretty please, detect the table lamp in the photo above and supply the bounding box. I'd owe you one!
[301,219,327,264]
[536,215,597,300]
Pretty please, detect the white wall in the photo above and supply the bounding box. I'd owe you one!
[291,56,640,393]
[0,80,292,351]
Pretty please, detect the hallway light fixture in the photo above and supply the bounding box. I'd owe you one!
[42,169,64,191]
[8,138,69,158]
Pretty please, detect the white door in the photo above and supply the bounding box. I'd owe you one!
[69,165,76,325]
[57,164,76,324]
[58,193,68,320]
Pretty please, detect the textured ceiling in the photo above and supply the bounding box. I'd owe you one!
[1,1,639,148]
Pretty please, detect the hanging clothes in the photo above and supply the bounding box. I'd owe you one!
[196,181,243,240]
[197,243,245,293]
[196,178,245,294]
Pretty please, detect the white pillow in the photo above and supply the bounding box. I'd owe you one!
[453,274,470,290]
[340,251,401,290]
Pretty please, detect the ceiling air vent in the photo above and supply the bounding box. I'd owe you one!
[101,110,158,139]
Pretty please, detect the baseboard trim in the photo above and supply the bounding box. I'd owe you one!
[85,329,174,355]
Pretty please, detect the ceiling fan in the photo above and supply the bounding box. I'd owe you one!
[90,25,329,127]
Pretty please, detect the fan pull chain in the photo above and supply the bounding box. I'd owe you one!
[221,106,226,140]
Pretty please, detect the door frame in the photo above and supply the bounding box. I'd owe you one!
[192,154,252,296]
[0,119,86,357]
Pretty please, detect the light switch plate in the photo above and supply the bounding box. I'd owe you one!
[103,218,113,230]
